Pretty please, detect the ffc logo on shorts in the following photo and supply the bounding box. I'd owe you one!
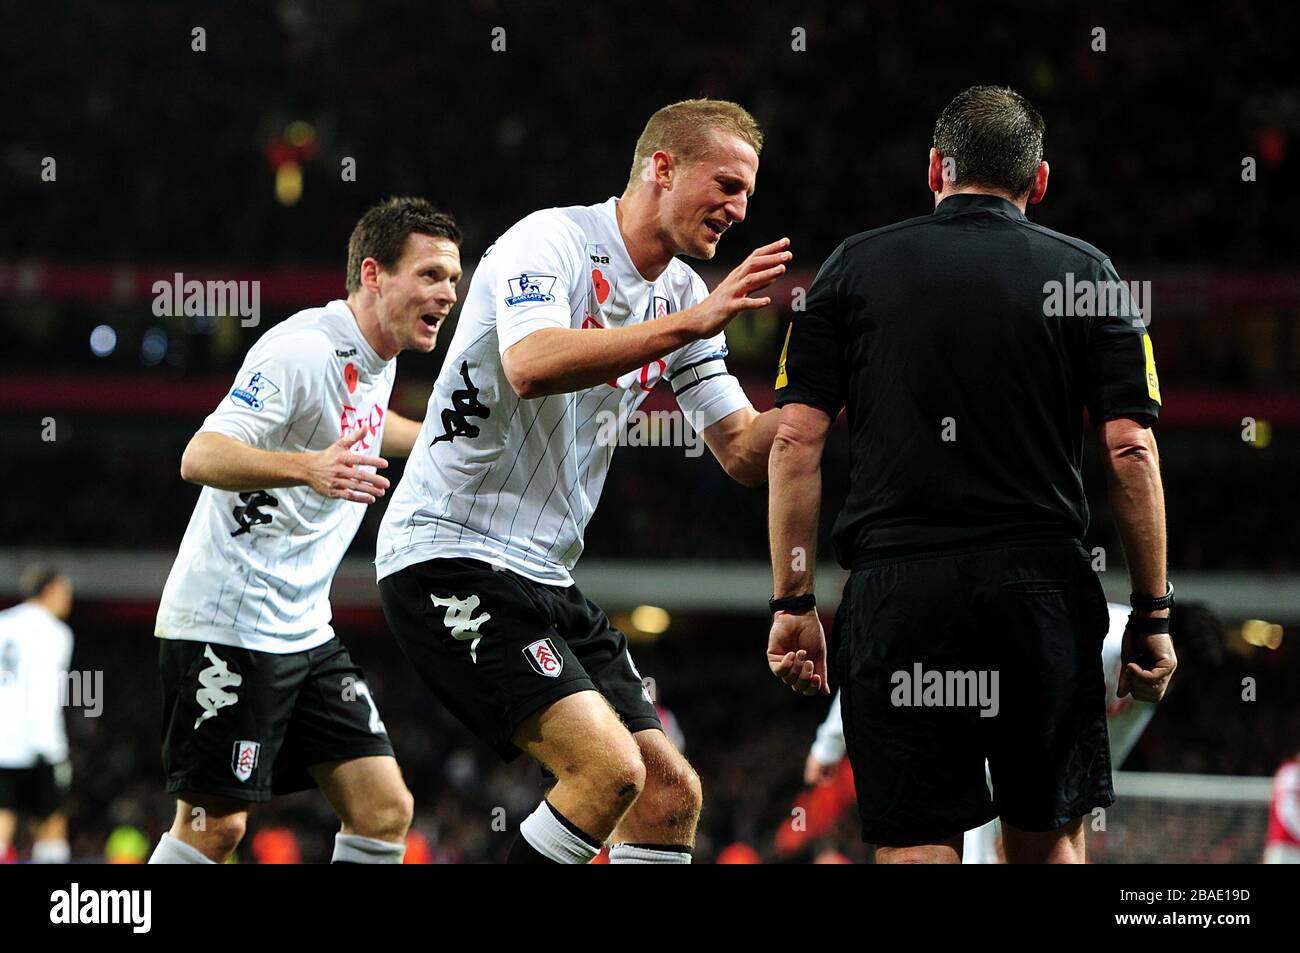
[231,740,260,783]
[523,638,564,678]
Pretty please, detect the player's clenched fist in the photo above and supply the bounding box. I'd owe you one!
[688,237,791,339]
[303,424,390,503]
[767,608,829,696]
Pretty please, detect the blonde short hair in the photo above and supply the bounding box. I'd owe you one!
[626,99,763,192]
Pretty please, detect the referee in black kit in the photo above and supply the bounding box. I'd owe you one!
[764,86,1175,863]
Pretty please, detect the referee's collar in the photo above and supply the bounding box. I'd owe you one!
[933,192,1027,222]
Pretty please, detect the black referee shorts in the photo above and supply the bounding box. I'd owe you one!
[379,557,661,762]
[832,540,1114,847]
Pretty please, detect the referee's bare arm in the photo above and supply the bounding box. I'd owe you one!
[1099,416,1175,699]
[501,239,790,398]
[180,424,390,503]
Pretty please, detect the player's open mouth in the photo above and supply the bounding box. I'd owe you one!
[705,219,727,237]
[420,314,441,329]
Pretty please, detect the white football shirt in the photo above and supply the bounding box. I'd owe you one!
[156,300,395,654]
[377,197,750,586]
[0,602,74,767]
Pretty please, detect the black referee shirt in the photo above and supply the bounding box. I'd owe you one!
[774,193,1162,568]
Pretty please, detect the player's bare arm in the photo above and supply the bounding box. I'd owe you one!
[180,424,389,503]
[700,405,780,487]
[501,238,791,399]
[766,401,832,696]
[379,410,422,457]
[1100,416,1177,702]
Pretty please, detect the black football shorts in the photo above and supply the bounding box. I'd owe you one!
[832,540,1114,847]
[158,635,395,803]
[379,557,661,762]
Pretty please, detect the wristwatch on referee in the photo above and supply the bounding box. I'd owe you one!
[769,593,817,614]
[1129,581,1174,612]
[1127,582,1174,636]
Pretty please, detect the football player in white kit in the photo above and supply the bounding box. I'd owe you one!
[0,566,75,863]
[378,99,788,864]
[149,199,462,864]
[802,601,1224,862]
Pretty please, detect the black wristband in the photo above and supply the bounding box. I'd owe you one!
[1130,615,1171,636]
[769,593,817,614]
[1130,581,1174,612]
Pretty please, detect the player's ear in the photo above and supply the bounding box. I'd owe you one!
[1027,160,1049,206]
[928,147,946,195]
[653,149,674,191]
[360,256,383,295]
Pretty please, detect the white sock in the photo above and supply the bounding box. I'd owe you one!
[148,832,217,864]
[520,801,601,865]
[332,832,406,864]
[608,843,692,864]
[31,838,70,864]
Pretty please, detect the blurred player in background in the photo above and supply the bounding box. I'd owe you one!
[801,602,1225,862]
[378,99,788,864]
[149,198,461,864]
[1265,748,1300,863]
[0,565,75,863]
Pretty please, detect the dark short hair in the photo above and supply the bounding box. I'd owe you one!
[346,197,461,294]
[933,86,1045,197]
[20,564,65,600]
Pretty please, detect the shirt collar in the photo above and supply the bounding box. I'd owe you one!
[933,192,1028,222]
[330,299,390,374]
[599,197,655,287]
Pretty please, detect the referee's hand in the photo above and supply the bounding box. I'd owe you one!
[767,610,829,696]
[303,424,390,504]
[689,238,791,339]
[1117,612,1178,703]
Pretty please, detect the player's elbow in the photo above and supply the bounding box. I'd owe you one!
[1099,417,1158,470]
[502,345,545,399]
[179,435,210,484]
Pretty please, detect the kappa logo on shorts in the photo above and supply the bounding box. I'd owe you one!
[523,638,564,678]
[194,644,242,729]
[231,740,260,783]
[431,593,491,663]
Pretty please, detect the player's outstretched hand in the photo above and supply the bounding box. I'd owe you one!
[690,237,791,339]
[1117,613,1177,702]
[767,608,829,696]
[303,424,390,503]
[804,753,837,786]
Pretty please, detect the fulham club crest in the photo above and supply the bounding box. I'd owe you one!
[232,740,260,782]
[523,638,564,677]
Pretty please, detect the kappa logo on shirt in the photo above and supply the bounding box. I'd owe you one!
[505,272,558,307]
[523,638,564,678]
[229,370,280,411]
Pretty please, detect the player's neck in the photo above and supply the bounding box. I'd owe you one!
[344,296,399,360]
[614,194,674,282]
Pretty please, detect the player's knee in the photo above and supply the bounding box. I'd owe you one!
[351,785,414,841]
[643,757,702,826]
[194,813,247,859]
[593,748,646,811]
